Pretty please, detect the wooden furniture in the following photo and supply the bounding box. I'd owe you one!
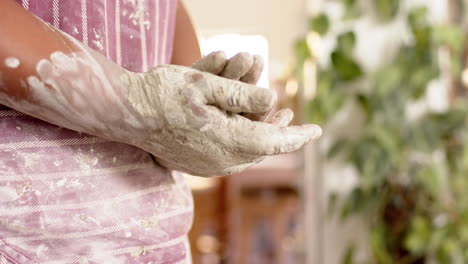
[188,153,304,264]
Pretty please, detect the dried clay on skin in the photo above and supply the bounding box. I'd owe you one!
[4,57,20,68]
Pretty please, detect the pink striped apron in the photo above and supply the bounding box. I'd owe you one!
[0,1,193,263]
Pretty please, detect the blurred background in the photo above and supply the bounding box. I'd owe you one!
[183,0,468,263]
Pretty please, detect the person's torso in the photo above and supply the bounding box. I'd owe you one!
[0,1,193,263]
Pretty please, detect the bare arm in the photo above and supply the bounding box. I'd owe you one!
[171,1,202,66]
[0,0,83,98]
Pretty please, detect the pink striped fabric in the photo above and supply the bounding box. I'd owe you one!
[0,1,193,263]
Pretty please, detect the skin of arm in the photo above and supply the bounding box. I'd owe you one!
[0,0,322,177]
[171,1,202,66]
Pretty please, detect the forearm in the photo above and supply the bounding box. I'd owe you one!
[0,0,79,98]
[0,0,138,141]
[171,1,202,66]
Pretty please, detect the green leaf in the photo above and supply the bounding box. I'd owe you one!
[408,64,439,99]
[406,117,443,152]
[430,226,449,252]
[374,0,400,22]
[433,25,465,52]
[404,215,431,255]
[343,245,355,264]
[356,94,373,120]
[374,64,403,97]
[327,139,351,159]
[408,7,429,30]
[341,188,368,219]
[415,166,440,199]
[429,110,466,138]
[459,223,468,243]
[337,31,357,55]
[438,238,462,264]
[341,0,362,20]
[307,71,347,124]
[369,124,401,165]
[309,13,330,35]
[328,193,339,217]
[413,27,432,50]
[307,100,324,124]
[331,51,363,81]
[295,38,312,72]
[370,224,393,264]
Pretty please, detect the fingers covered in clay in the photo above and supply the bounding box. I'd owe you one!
[242,99,278,123]
[191,51,227,75]
[125,64,321,177]
[220,160,264,176]
[269,108,294,127]
[230,120,322,156]
[240,55,264,84]
[258,124,321,155]
[198,74,277,114]
[192,51,264,85]
[156,156,262,177]
[220,52,254,80]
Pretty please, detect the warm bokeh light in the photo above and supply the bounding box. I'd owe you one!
[285,78,299,97]
[196,235,220,254]
[462,68,468,88]
[306,31,322,59]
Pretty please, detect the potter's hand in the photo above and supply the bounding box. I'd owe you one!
[192,51,264,85]
[193,51,284,123]
[124,65,322,177]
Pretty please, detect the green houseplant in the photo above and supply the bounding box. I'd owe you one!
[294,0,467,263]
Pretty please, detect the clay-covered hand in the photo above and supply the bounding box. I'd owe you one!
[1,47,318,177]
[122,65,322,177]
[193,51,281,123]
[192,51,264,85]
[1,43,317,177]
